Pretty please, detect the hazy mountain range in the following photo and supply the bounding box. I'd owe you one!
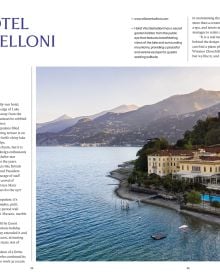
[37,104,139,133]
[37,89,220,146]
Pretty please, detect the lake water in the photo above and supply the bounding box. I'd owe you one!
[37,147,220,261]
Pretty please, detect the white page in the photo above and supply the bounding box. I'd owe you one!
[0,0,220,279]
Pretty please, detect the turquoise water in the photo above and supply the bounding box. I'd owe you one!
[202,194,220,202]
[37,147,220,261]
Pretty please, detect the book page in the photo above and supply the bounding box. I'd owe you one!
[0,1,220,279]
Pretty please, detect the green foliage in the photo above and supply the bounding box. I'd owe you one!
[205,128,220,146]
[211,200,220,208]
[162,174,173,191]
[128,175,136,184]
[188,182,206,192]
[176,117,220,147]
[147,173,161,186]
[134,154,148,172]
[162,175,192,193]
[186,191,201,205]
[135,138,169,172]
[184,140,193,150]
[183,193,188,205]
[128,169,206,195]
[175,139,185,148]
[128,170,148,185]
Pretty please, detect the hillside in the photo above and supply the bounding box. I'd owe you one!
[37,104,138,133]
[36,89,220,146]
[176,113,220,147]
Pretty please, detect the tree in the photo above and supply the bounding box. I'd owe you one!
[189,182,206,192]
[162,174,174,192]
[186,191,201,205]
[205,128,220,145]
[135,138,169,172]
[183,193,188,205]
[128,174,136,184]
[175,116,220,147]
[175,139,185,148]
[211,200,220,209]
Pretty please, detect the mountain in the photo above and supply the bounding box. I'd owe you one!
[37,116,83,134]
[86,104,138,119]
[131,102,220,144]
[37,114,72,128]
[37,115,72,132]
[78,102,220,146]
[36,89,220,146]
[109,104,138,113]
[52,114,72,122]
[104,88,220,129]
[37,104,139,133]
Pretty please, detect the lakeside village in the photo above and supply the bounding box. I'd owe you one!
[111,113,220,219]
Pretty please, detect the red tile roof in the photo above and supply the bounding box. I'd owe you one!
[204,146,220,154]
[151,150,194,156]
[199,156,220,161]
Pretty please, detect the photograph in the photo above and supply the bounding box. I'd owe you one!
[36,67,220,261]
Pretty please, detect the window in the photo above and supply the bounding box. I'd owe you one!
[182,165,184,170]
[210,167,212,172]
[204,167,206,172]
[187,165,189,171]
[159,163,160,167]
[174,162,175,166]
[192,166,200,172]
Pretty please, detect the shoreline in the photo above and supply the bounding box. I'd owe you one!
[109,168,220,226]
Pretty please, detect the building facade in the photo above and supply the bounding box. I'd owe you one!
[147,150,193,176]
[174,156,220,189]
[147,146,220,189]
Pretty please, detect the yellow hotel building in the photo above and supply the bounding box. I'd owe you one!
[148,150,193,176]
[175,156,220,188]
[147,146,220,189]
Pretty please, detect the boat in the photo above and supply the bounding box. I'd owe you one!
[178,225,188,229]
[151,233,167,240]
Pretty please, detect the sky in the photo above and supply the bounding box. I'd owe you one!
[37,67,220,123]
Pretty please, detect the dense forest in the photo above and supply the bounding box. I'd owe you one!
[176,116,220,148]
[134,116,220,172]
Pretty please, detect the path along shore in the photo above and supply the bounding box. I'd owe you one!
[109,167,220,226]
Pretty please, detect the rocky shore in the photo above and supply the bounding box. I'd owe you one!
[109,166,220,226]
